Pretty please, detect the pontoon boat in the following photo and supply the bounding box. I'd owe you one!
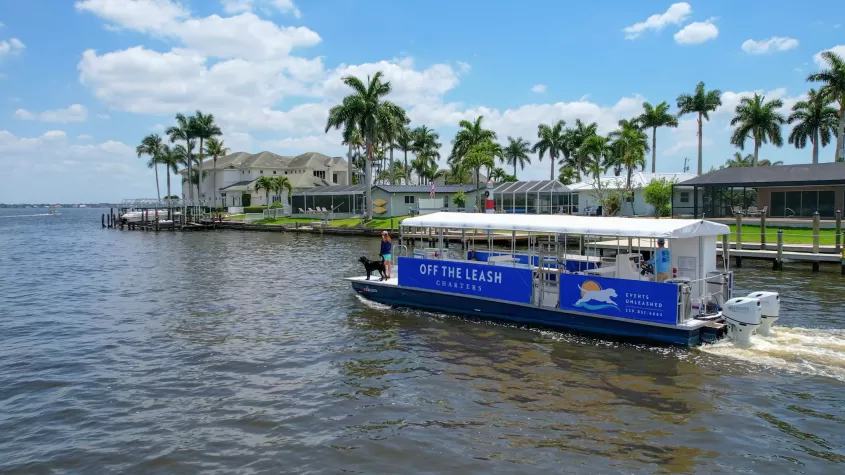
[347,212,780,347]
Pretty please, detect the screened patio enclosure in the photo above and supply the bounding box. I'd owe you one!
[675,163,845,219]
[492,180,577,214]
[291,184,366,217]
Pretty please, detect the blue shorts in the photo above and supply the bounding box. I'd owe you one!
[382,254,392,261]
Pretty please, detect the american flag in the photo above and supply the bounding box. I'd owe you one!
[430,182,435,198]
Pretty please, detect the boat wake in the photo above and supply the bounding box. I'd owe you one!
[699,327,845,382]
[0,213,54,218]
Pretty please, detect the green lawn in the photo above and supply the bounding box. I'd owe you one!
[248,215,409,228]
[728,224,838,245]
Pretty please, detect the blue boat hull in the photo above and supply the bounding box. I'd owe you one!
[351,282,703,346]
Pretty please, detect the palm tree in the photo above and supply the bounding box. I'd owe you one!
[788,88,839,164]
[193,111,222,200]
[532,120,567,180]
[159,145,180,210]
[325,72,408,219]
[449,115,496,167]
[181,168,207,201]
[254,175,275,208]
[136,134,164,203]
[558,165,578,185]
[729,93,786,166]
[636,101,678,173]
[490,167,509,183]
[166,113,196,200]
[377,162,407,184]
[502,136,531,178]
[463,141,497,207]
[725,152,753,168]
[568,119,599,179]
[395,126,414,185]
[610,120,649,193]
[579,135,613,196]
[677,81,722,175]
[808,51,845,161]
[413,125,441,184]
[204,137,229,207]
[174,141,199,199]
[271,176,293,206]
[758,159,784,166]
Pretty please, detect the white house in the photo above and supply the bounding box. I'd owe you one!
[569,172,696,216]
[180,151,351,207]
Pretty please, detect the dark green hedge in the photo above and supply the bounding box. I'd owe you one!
[243,206,267,213]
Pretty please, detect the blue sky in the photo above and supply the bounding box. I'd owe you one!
[1,0,844,203]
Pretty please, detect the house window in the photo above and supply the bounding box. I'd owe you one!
[260,170,264,174]
[333,173,338,184]
[285,171,288,175]
[273,171,277,175]
[313,170,326,179]
[680,191,690,203]
[443,196,449,209]
[404,195,416,204]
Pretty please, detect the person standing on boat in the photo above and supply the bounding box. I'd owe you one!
[380,231,392,279]
[648,238,671,282]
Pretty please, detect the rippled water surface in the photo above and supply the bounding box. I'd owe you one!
[2,208,845,474]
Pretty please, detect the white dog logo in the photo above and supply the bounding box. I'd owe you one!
[575,284,618,307]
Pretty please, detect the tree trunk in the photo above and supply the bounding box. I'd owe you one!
[186,145,193,201]
[697,114,703,175]
[212,157,217,208]
[812,130,820,164]
[404,150,409,185]
[753,136,759,167]
[837,106,845,162]
[389,147,395,185]
[651,126,657,173]
[154,163,161,203]
[198,138,204,202]
[514,159,517,179]
[166,170,172,220]
[347,143,353,185]
[549,152,555,181]
[365,137,373,220]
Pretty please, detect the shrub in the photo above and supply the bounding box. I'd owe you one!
[643,177,675,217]
[603,192,622,216]
[269,201,285,209]
[244,206,267,213]
[453,190,467,209]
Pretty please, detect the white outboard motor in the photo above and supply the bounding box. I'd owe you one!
[747,291,780,336]
[722,297,762,348]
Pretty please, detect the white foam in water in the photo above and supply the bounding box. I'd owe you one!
[354,293,393,311]
[699,327,845,382]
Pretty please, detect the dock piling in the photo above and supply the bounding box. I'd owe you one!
[837,210,842,254]
[722,234,730,268]
[102,214,105,229]
[760,213,767,249]
[735,214,742,251]
[774,229,783,270]
[813,211,820,254]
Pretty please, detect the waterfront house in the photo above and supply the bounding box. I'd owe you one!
[568,172,696,217]
[290,184,481,218]
[180,151,351,207]
[675,162,845,219]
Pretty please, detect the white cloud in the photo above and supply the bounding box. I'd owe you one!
[814,45,845,67]
[531,84,547,94]
[78,134,93,140]
[623,2,691,39]
[674,20,718,45]
[13,104,88,122]
[13,108,33,120]
[76,0,319,61]
[741,37,799,54]
[456,61,471,74]
[98,113,111,120]
[74,0,189,34]
[222,131,254,153]
[0,37,25,57]
[221,0,301,17]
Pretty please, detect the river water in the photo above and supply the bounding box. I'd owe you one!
[1,208,844,474]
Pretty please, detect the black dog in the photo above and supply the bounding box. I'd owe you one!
[359,256,386,281]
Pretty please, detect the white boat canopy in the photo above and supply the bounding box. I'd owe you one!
[401,212,729,239]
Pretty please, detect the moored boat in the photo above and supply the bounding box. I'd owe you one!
[348,212,780,347]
